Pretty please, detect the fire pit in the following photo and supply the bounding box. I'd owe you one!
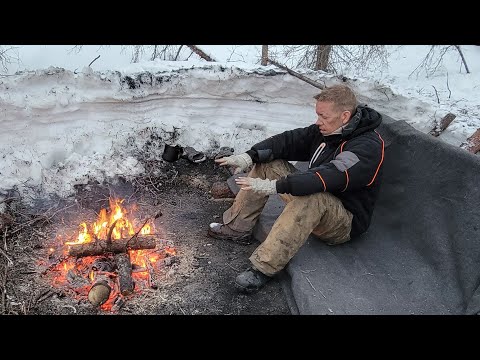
[41,197,176,312]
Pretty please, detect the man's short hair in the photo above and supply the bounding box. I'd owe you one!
[314,85,357,114]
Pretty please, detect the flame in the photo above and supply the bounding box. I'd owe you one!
[66,198,153,246]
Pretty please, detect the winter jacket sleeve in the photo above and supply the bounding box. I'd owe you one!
[276,131,384,196]
[246,125,321,163]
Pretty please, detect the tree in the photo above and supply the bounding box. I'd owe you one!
[275,45,389,75]
[69,45,215,64]
[0,46,20,74]
[409,45,471,78]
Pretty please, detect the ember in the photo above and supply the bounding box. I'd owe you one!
[41,198,175,312]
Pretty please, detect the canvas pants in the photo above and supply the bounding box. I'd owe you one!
[223,159,353,276]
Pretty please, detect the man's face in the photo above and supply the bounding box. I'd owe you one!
[315,101,351,135]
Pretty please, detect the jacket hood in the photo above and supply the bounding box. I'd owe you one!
[341,105,383,139]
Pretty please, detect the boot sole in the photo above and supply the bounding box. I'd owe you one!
[207,228,253,245]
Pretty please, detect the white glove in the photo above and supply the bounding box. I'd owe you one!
[235,177,277,195]
[215,153,253,174]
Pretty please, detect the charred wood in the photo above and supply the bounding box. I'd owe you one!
[115,253,134,296]
[68,236,156,257]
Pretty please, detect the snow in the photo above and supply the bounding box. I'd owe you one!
[0,45,478,205]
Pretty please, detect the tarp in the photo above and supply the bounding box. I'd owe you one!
[241,115,480,314]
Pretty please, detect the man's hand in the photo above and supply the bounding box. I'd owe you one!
[215,153,253,174]
[235,177,277,195]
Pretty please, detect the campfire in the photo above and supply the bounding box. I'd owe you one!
[41,198,175,312]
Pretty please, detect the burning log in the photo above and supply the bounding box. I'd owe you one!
[68,236,157,257]
[115,253,134,295]
[88,278,111,306]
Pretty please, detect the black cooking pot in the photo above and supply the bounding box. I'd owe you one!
[162,144,183,162]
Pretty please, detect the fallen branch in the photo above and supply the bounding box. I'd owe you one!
[186,45,216,62]
[267,58,325,90]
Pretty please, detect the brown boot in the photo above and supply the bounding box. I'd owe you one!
[207,223,252,245]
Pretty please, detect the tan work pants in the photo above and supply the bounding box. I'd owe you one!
[223,160,353,276]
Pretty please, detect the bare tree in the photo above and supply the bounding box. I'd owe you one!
[409,45,470,78]
[277,45,388,75]
[0,46,20,74]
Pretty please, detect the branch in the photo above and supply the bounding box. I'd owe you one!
[454,45,470,74]
[267,58,325,90]
[431,85,440,104]
[174,45,184,61]
[186,45,216,62]
[446,72,452,99]
[88,55,100,67]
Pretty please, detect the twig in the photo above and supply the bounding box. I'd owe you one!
[0,247,13,266]
[62,305,77,314]
[0,197,19,204]
[125,210,162,249]
[35,290,54,304]
[10,203,77,235]
[88,55,101,67]
[227,263,240,272]
[431,85,440,104]
[446,72,452,99]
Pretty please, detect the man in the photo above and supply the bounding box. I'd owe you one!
[208,84,385,294]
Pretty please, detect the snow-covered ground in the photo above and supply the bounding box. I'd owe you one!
[0,45,478,203]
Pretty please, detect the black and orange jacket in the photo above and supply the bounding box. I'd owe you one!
[246,105,384,237]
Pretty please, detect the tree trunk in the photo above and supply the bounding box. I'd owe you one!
[261,45,268,66]
[68,236,157,257]
[314,45,332,71]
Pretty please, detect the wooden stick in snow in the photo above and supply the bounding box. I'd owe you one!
[430,113,456,137]
[462,128,480,154]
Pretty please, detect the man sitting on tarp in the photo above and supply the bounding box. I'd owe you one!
[208,84,385,294]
